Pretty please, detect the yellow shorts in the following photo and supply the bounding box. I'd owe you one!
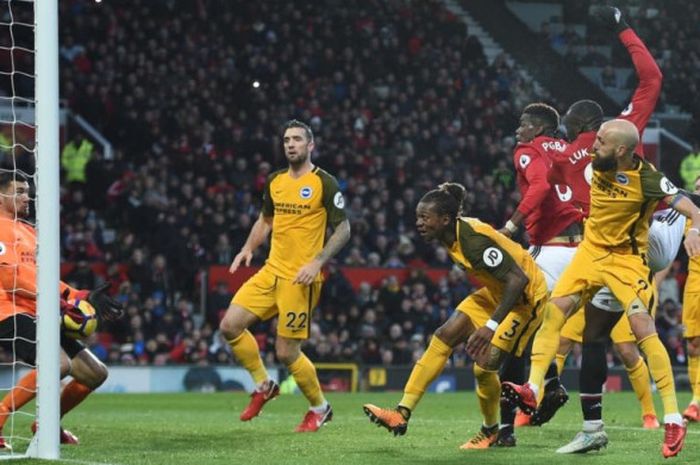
[456,286,546,357]
[683,290,700,339]
[231,266,321,339]
[560,307,636,344]
[552,241,656,316]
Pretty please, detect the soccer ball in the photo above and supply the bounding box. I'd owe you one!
[61,298,98,339]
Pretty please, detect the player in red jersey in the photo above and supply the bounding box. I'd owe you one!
[494,103,583,445]
[503,8,688,457]
[552,10,662,216]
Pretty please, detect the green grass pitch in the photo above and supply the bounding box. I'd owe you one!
[6,391,700,464]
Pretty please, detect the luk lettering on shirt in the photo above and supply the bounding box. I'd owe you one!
[568,147,590,165]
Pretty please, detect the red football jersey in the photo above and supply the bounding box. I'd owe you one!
[550,28,662,217]
[513,135,583,245]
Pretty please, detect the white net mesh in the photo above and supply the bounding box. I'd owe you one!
[0,0,37,456]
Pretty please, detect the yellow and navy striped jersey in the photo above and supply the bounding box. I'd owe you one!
[261,166,346,281]
[585,156,678,254]
[446,217,547,305]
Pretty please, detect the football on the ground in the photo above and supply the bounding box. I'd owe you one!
[61,298,98,339]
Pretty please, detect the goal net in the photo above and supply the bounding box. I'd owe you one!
[0,0,61,459]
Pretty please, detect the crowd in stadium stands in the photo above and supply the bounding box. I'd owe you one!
[550,0,700,130]
[37,0,692,368]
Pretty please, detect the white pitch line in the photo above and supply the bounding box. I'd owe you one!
[60,459,127,465]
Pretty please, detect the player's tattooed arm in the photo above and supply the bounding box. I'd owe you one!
[294,219,351,285]
[315,219,351,265]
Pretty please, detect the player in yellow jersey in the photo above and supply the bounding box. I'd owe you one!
[683,175,700,422]
[220,120,350,432]
[503,119,700,458]
[363,182,548,449]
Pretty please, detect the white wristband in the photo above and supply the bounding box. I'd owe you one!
[485,319,499,331]
[505,220,518,234]
[689,227,700,235]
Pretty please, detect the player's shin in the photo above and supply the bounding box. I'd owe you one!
[638,333,682,423]
[689,353,700,404]
[499,355,525,429]
[227,330,269,385]
[0,369,37,429]
[625,356,656,417]
[399,336,452,411]
[580,341,606,430]
[288,353,325,408]
[60,380,92,418]
[555,353,567,375]
[527,301,568,394]
[474,364,500,427]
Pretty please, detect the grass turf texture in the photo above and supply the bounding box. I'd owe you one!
[4,391,699,464]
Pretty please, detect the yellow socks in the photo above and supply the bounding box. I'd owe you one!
[638,334,679,416]
[288,353,325,407]
[555,353,567,375]
[528,301,568,393]
[625,356,656,417]
[399,336,452,411]
[689,354,700,404]
[474,364,500,427]
[228,330,268,385]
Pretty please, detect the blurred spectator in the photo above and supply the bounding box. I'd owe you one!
[679,141,700,189]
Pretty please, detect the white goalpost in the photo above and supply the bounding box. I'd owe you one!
[30,0,61,459]
[0,0,60,460]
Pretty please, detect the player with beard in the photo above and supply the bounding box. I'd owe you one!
[503,119,699,458]
[530,6,667,433]
[221,119,350,432]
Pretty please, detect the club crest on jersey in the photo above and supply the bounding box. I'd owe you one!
[333,192,345,209]
[555,184,573,202]
[519,154,531,169]
[660,177,678,195]
[299,186,313,199]
[615,173,629,185]
[482,247,503,267]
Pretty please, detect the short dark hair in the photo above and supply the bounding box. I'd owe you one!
[566,99,603,132]
[420,182,466,219]
[0,169,28,190]
[523,103,560,132]
[283,119,314,142]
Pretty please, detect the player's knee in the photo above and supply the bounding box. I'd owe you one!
[614,342,640,368]
[60,357,72,378]
[628,312,655,340]
[219,307,244,340]
[88,361,108,388]
[275,342,301,366]
[433,324,459,347]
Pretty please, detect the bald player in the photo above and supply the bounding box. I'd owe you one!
[503,119,700,458]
